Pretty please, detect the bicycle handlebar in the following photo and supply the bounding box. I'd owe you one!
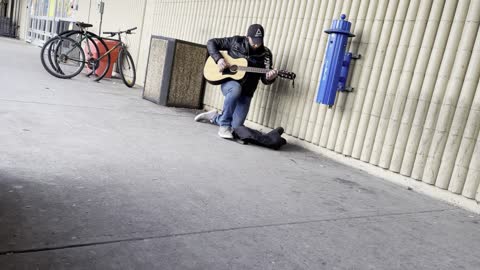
[103,27,137,37]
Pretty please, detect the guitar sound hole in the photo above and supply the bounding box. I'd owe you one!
[223,65,238,75]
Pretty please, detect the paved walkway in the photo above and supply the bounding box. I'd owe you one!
[1,37,479,270]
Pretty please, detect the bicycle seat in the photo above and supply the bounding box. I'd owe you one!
[76,22,93,28]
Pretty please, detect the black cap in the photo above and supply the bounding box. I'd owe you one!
[247,24,264,44]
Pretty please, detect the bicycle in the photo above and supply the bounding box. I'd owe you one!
[41,22,111,81]
[99,27,137,87]
[40,25,137,88]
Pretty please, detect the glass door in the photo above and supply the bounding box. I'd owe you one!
[26,0,78,45]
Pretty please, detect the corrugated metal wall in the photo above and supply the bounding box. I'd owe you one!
[76,0,480,203]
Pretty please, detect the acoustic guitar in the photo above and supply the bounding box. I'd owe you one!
[203,51,296,85]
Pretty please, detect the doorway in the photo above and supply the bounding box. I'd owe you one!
[0,0,21,38]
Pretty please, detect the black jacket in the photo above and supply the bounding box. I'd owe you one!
[207,36,276,97]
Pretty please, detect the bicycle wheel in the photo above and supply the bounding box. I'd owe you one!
[41,36,62,76]
[44,31,83,74]
[44,37,86,79]
[61,31,111,81]
[45,36,96,77]
[46,38,64,74]
[58,32,99,77]
[118,49,136,88]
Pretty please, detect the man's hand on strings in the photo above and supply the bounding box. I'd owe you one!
[266,70,278,81]
[217,58,229,72]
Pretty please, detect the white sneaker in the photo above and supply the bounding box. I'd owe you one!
[194,109,218,123]
[218,126,234,139]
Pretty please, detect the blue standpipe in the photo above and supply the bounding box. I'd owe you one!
[316,14,359,107]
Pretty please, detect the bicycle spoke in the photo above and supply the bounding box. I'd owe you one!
[66,57,85,64]
[44,37,86,79]
[119,50,136,87]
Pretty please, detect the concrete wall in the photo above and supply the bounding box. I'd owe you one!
[76,0,147,81]
[6,0,13,17]
[69,0,480,204]
[16,0,28,40]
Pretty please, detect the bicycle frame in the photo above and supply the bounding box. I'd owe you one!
[61,26,130,62]
[57,29,96,59]
[96,41,125,62]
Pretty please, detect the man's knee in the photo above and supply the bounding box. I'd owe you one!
[230,87,242,99]
[223,82,242,99]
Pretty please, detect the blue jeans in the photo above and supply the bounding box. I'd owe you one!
[212,80,252,128]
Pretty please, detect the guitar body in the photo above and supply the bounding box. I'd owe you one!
[203,52,248,84]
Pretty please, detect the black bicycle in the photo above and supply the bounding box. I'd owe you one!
[40,22,111,81]
[40,24,137,87]
[100,27,137,87]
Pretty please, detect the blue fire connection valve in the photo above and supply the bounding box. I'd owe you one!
[316,14,360,107]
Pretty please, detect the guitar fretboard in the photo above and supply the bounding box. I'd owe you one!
[236,66,271,74]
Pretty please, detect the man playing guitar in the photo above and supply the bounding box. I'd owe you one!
[195,24,278,139]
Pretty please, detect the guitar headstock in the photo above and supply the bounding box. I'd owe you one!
[278,70,296,80]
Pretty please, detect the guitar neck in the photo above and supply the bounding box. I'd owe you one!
[236,66,271,74]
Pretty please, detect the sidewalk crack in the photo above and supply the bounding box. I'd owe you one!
[0,208,456,256]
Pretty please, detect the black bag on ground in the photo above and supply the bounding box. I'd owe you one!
[233,126,287,150]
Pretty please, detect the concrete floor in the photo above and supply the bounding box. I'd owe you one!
[0,37,479,270]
